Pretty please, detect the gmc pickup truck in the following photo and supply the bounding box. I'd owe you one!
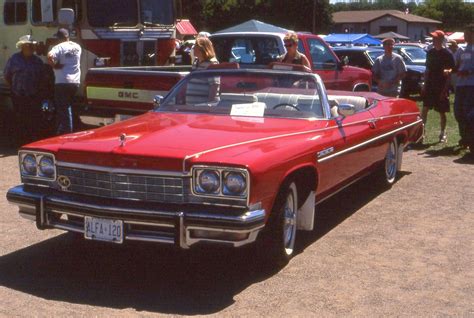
[85,32,371,119]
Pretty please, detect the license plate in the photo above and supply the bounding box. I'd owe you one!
[84,217,123,243]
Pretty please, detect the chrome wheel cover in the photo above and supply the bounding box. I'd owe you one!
[283,185,297,255]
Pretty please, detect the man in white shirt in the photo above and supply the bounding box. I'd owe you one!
[47,28,81,135]
[372,38,407,97]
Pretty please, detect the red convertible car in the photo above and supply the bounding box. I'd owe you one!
[7,66,423,263]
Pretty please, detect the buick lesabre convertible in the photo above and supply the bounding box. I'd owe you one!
[7,67,423,263]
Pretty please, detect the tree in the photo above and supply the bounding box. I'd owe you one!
[413,0,474,31]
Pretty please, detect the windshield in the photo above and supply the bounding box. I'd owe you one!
[158,71,326,119]
[367,50,384,62]
[87,0,174,27]
[402,48,426,61]
[87,0,138,27]
[140,0,174,25]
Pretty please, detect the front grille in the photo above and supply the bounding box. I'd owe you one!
[56,166,185,203]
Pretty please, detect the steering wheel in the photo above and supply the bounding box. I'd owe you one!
[272,103,300,111]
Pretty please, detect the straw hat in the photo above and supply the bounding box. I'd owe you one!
[16,35,37,49]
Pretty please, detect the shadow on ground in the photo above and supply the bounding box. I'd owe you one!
[0,173,405,315]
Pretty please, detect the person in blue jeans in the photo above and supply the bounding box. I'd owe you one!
[454,24,474,155]
[47,28,82,135]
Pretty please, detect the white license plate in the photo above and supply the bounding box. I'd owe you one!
[84,217,123,243]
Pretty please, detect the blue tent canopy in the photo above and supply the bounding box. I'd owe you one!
[323,33,381,45]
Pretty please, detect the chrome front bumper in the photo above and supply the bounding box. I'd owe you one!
[7,185,266,248]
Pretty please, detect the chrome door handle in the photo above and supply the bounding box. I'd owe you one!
[368,119,377,129]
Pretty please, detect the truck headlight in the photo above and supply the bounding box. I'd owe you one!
[196,170,220,194]
[19,152,56,180]
[223,171,246,196]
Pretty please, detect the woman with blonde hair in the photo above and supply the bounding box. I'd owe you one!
[279,32,311,69]
[186,37,220,104]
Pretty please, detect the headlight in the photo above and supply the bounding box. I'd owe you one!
[22,154,37,175]
[197,170,220,194]
[39,156,55,177]
[223,171,246,196]
[192,167,248,198]
[19,152,56,180]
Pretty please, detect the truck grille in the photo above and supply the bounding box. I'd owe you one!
[56,166,184,203]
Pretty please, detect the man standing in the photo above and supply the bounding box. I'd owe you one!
[454,24,474,154]
[422,30,455,143]
[3,35,44,145]
[372,38,407,97]
[47,28,81,135]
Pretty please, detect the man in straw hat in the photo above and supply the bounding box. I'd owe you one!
[3,35,44,145]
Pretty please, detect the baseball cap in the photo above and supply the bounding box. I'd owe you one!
[55,28,69,39]
[430,30,445,38]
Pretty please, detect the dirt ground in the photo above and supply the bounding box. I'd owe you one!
[0,146,473,317]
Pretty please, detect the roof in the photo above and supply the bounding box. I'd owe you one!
[323,33,382,45]
[374,31,410,40]
[176,19,197,36]
[332,46,383,52]
[214,19,289,34]
[333,10,441,24]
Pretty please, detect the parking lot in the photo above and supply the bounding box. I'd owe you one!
[0,146,473,317]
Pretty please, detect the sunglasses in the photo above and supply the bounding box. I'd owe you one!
[284,42,294,48]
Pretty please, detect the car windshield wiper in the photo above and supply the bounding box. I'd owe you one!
[142,21,162,27]
[109,22,135,29]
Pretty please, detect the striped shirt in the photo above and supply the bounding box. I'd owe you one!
[186,58,220,104]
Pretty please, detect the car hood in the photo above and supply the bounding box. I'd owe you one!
[27,112,323,171]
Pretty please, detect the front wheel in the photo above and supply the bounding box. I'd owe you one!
[260,182,299,265]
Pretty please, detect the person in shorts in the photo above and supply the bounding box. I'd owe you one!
[372,38,407,97]
[454,24,474,154]
[422,30,455,143]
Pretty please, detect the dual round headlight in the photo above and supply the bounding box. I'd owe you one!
[195,168,247,197]
[20,153,55,179]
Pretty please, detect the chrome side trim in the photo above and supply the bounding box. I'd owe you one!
[317,119,422,163]
[56,161,189,177]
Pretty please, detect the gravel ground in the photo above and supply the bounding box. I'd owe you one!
[0,146,473,317]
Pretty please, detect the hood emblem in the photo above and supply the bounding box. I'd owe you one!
[57,175,71,191]
[119,133,126,147]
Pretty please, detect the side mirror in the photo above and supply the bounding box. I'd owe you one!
[153,95,164,108]
[337,103,356,117]
[58,8,75,26]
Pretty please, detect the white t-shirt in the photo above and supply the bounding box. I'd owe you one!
[49,41,82,84]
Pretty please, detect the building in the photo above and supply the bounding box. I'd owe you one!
[332,10,442,41]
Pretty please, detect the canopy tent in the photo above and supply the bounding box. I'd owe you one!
[323,33,382,46]
[374,31,410,41]
[176,19,198,36]
[448,32,465,43]
[214,19,289,34]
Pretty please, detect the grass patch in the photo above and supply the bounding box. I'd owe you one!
[414,95,469,158]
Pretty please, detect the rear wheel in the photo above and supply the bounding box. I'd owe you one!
[376,138,399,186]
[260,182,298,265]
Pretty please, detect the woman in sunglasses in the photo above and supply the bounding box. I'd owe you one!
[279,32,311,69]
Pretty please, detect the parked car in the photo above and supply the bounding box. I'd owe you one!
[7,67,423,264]
[394,44,427,66]
[211,32,373,91]
[333,47,425,97]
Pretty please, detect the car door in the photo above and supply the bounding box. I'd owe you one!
[316,104,379,196]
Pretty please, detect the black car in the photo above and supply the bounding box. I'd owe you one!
[333,46,424,97]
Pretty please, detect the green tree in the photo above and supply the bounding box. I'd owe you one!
[413,0,474,31]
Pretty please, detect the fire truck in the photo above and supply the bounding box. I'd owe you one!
[0,0,178,109]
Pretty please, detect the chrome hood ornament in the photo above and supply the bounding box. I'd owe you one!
[119,133,126,147]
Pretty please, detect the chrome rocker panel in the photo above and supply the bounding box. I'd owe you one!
[7,185,265,248]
